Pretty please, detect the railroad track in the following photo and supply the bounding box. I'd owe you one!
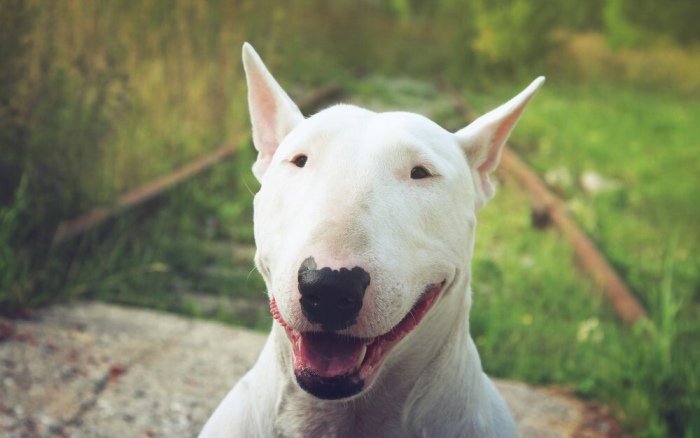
[51,80,646,326]
[439,83,646,326]
[51,83,343,246]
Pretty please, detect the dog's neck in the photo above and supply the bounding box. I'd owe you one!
[271,275,489,437]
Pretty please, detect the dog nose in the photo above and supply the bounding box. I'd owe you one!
[297,257,371,331]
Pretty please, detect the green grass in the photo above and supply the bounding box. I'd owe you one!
[2,1,699,436]
[52,145,269,330]
[472,181,698,437]
[460,81,700,437]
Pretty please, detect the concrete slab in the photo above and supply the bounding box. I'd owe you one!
[0,303,623,437]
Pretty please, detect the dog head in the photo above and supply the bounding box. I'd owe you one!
[242,43,542,400]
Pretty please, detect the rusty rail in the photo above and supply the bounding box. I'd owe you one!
[52,79,646,325]
[442,83,647,326]
[52,83,344,246]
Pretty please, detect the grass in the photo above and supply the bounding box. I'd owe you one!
[53,145,269,330]
[461,81,700,437]
[472,181,697,436]
[467,82,699,330]
[2,1,699,436]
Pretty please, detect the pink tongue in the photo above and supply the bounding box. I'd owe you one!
[297,332,365,377]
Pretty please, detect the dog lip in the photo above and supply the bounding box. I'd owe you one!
[270,280,445,395]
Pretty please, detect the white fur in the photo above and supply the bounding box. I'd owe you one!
[199,43,543,437]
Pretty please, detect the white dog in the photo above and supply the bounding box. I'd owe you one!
[200,43,543,437]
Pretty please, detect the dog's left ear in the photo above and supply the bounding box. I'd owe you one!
[455,77,544,208]
[242,43,304,181]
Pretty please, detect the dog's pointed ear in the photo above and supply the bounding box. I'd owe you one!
[455,77,544,208]
[242,42,304,181]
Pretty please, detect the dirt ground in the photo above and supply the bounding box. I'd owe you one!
[0,303,625,437]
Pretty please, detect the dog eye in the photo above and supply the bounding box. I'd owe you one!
[292,154,308,168]
[410,166,431,180]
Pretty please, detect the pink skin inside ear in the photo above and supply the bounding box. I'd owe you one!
[249,79,281,165]
[477,104,526,175]
[474,104,527,201]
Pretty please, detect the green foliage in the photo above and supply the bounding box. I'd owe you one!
[0,1,133,312]
[0,0,31,201]
[57,147,268,329]
[503,84,699,309]
[472,208,699,436]
[465,81,699,437]
[0,0,32,312]
[621,0,700,46]
[1,1,699,435]
[547,32,700,96]
[0,178,31,312]
[603,0,641,48]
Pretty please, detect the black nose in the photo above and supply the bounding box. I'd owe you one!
[298,257,371,331]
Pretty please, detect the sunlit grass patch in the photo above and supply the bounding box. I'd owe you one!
[466,81,699,437]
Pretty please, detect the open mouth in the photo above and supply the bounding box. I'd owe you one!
[269,281,445,400]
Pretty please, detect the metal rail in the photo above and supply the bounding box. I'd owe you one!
[51,83,343,246]
[51,79,646,326]
[442,83,647,326]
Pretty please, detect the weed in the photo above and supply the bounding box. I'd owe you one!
[463,81,699,437]
[2,1,699,435]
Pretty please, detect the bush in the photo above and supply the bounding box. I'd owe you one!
[0,1,128,312]
[548,32,700,95]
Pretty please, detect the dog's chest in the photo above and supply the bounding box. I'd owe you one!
[274,391,405,438]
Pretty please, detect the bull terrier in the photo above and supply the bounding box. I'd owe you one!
[200,43,544,437]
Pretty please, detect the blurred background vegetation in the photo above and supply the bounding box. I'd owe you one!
[1,0,698,436]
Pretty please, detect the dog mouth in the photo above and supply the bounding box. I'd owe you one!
[270,281,445,400]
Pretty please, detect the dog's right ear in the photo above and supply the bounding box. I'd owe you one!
[455,77,544,209]
[242,43,304,181]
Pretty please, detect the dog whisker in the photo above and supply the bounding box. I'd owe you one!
[242,179,255,196]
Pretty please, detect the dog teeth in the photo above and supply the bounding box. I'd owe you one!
[355,345,367,369]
